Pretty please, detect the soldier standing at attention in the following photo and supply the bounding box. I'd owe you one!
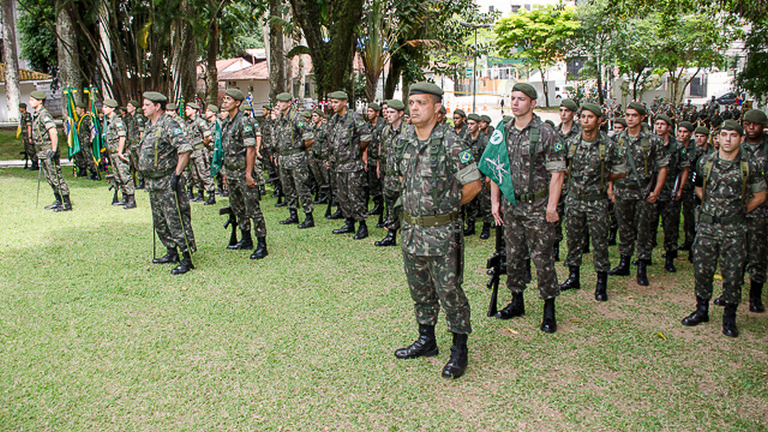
[74,102,100,180]
[309,108,330,204]
[555,99,581,260]
[558,103,626,301]
[103,99,136,209]
[462,113,491,238]
[205,105,227,196]
[138,92,196,274]
[184,103,216,205]
[327,91,372,239]
[273,92,315,229]
[260,105,280,198]
[490,83,565,333]
[220,89,268,259]
[682,121,766,337]
[30,91,72,211]
[393,82,482,379]
[124,100,145,188]
[365,103,386,217]
[607,102,668,286]
[19,103,37,170]
[480,115,494,138]
[374,99,408,247]
[676,121,697,256]
[452,109,468,140]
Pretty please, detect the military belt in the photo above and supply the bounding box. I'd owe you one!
[699,213,745,225]
[615,179,650,191]
[224,161,246,171]
[37,145,52,152]
[571,191,608,201]
[515,189,548,203]
[280,148,304,156]
[144,167,176,179]
[402,211,459,227]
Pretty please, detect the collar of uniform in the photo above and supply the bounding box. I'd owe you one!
[509,113,542,134]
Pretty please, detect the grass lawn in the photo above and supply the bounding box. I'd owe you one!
[0,167,767,431]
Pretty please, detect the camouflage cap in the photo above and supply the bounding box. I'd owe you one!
[143,91,167,103]
[276,92,293,102]
[388,99,405,111]
[627,102,647,116]
[166,103,177,111]
[225,88,245,101]
[454,109,466,117]
[655,113,672,125]
[409,81,443,97]
[743,109,768,125]
[328,91,348,100]
[368,102,381,112]
[467,113,482,122]
[103,99,118,108]
[581,102,602,118]
[678,121,695,132]
[128,100,140,108]
[614,118,627,127]
[721,119,744,136]
[30,90,47,101]
[560,98,579,112]
[481,115,492,123]
[206,104,219,114]
[512,83,537,100]
[694,126,710,135]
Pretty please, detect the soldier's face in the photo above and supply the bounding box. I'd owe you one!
[559,107,574,123]
[625,109,643,128]
[276,100,292,113]
[407,94,440,126]
[312,113,321,124]
[221,95,238,113]
[677,128,692,143]
[694,133,708,147]
[127,104,135,114]
[580,111,599,132]
[453,114,464,127]
[330,99,346,114]
[185,107,196,118]
[205,110,215,120]
[385,108,402,125]
[654,120,670,136]
[510,91,534,117]
[142,99,158,117]
[367,108,377,120]
[467,120,478,133]
[76,107,85,117]
[719,130,742,154]
[613,124,625,133]
[102,105,113,116]
[29,98,40,110]
[743,121,765,141]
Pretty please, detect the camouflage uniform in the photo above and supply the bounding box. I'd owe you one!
[366,116,387,207]
[653,136,690,254]
[74,113,98,174]
[274,107,314,214]
[185,113,215,195]
[502,115,566,299]
[556,121,582,247]
[564,132,626,271]
[463,131,492,226]
[680,140,701,246]
[308,121,330,197]
[124,111,145,184]
[32,108,70,198]
[381,120,408,230]
[454,123,469,142]
[328,109,372,222]
[260,116,279,186]
[20,110,36,166]
[395,122,481,334]
[104,113,134,196]
[137,113,196,253]
[741,137,768,286]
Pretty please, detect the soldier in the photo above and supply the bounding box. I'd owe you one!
[393,82,482,379]
[309,108,330,204]
[103,99,136,209]
[220,89,268,259]
[260,104,281,200]
[184,103,216,205]
[272,92,315,228]
[677,121,697,255]
[30,91,72,212]
[490,83,566,333]
[205,104,227,197]
[608,102,668,286]
[437,106,447,124]
[19,103,37,170]
[555,98,582,260]
[137,91,196,274]
[558,103,626,301]
[480,115,494,138]
[462,113,492,238]
[240,105,268,197]
[374,99,408,247]
[124,100,145,189]
[452,109,468,140]
[327,91,372,239]
[74,102,100,180]
[681,120,766,337]
[365,102,386,218]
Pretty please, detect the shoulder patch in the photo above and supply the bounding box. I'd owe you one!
[459,150,473,163]
[174,128,183,136]
[617,146,625,157]
[357,121,365,127]
[554,142,564,152]
[244,125,253,133]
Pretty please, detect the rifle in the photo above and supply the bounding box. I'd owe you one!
[671,173,682,200]
[485,224,507,317]
[325,166,335,218]
[106,174,118,204]
[641,172,658,200]
[219,206,239,247]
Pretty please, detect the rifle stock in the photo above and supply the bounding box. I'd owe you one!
[485,224,506,317]
[219,206,239,247]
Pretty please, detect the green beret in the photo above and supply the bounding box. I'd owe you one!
[560,98,579,112]
[581,102,602,118]
[187,102,199,110]
[655,113,672,125]
[18,103,26,108]
[387,99,405,111]
[128,100,140,108]
[627,102,647,116]
[544,119,555,127]
[313,108,324,117]
[143,91,167,103]
[263,104,272,111]
[104,99,118,108]
[512,83,537,100]
[743,109,768,125]
[368,103,381,112]
[679,121,695,132]
[30,90,47,101]
[409,81,444,97]
[301,111,312,118]
[614,118,627,127]
[75,102,87,109]
[439,106,446,114]
[481,115,492,123]
[276,92,293,102]
[502,115,513,123]
[226,88,245,101]
[206,104,219,114]
[454,109,466,117]
[239,103,252,112]
[694,126,710,135]
[328,91,347,100]
[721,119,744,136]
[166,103,177,111]
[467,113,482,122]
[137,108,144,114]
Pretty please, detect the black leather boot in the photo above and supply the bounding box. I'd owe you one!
[595,271,608,301]
[250,237,268,260]
[30,161,39,171]
[463,218,476,236]
[366,198,383,216]
[54,195,72,212]
[636,260,649,286]
[191,190,204,203]
[313,189,329,204]
[275,190,286,207]
[607,228,617,246]
[678,240,693,251]
[327,207,343,220]
[260,185,266,197]
[479,222,491,240]
[553,244,560,262]
[540,298,557,333]
[271,185,281,198]
[228,230,253,250]
[123,195,136,210]
[204,193,216,205]
[441,333,468,379]
[89,170,100,181]
[714,295,726,306]
[353,220,368,240]
[333,218,355,234]
[280,209,299,225]
[722,303,739,337]
[749,281,765,313]
[186,188,194,200]
[77,167,88,177]
[376,212,385,228]
[495,292,525,320]
[559,266,581,291]
[45,193,62,210]
[394,324,438,359]
[608,255,631,276]
[665,250,677,273]
[681,296,709,326]
[171,251,194,275]
[374,230,397,247]
[114,193,128,206]
[152,247,180,264]
[298,212,315,229]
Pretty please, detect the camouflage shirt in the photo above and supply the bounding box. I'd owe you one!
[658,136,690,200]
[613,128,669,200]
[221,112,257,171]
[741,135,768,217]
[454,123,469,142]
[395,122,481,256]
[467,132,489,170]
[367,116,387,165]
[557,121,581,145]
[124,112,141,148]
[185,114,212,151]
[273,107,312,169]
[696,152,766,219]
[311,122,328,159]
[137,113,192,189]
[566,132,626,196]
[20,111,33,140]
[381,120,408,176]
[104,114,127,153]
[76,113,94,147]
[260,117,275,151]
[328,109,371,173]
[31,108,57,151]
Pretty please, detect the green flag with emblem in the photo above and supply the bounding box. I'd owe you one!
[210,121,223,177]
[478,120,515,205]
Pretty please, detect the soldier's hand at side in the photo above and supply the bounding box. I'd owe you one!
[675,190,682,201]
[46,150,56,160]
[118,153,129,162]
[491,201,503,226]
[246,173,256,188]
[546,208,559,223]
[646,192,659,203]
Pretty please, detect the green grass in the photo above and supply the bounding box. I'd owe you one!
[0,129,69,161]
[0,168,767,431]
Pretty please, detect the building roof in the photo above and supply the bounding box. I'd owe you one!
[0,63,52,82]
[219,61,269,81]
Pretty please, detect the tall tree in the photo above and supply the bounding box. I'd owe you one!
[1,0,21,120]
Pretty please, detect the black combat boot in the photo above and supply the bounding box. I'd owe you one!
[260,185,266,196]
[636,260,649,286]
[313,188,329,204]
[30,161,39,170]
[204,192,216,205]
[678,240,693,251]
[353,220,368,240]
[722,303,739,337]
[608,255,631,276]
[463,218,476,236]
[607,228,617,246]
[186,187,194,200]
[77,167,88,177]
[394,324,439,359]
[595,271,608,301]
[250,237,268,260]
[44,193,62,210]
[171,251,194,275]
[441,333,468,379]
[137,179,145,188]
[123,195,136,210]
[559,266,581,291]
[271,184,281,198]
[664,250,677,273]
[495,292,525,320]
[540,298,557,333]
[749,281,765,313]
[714,295,726,306]
[298,212,315,229]
[376,211,385,228]
[228,230,253,250]
[479,222,491,240]
[89,169,101,181]
[275,190,287,207]
[374,230,397,247]
[333,218,355,234]
[632,258,653,266]
[681,296,709,326]
[191,190,204,203]
[280,209,299,225]
[53,195,72,212]
[152,247,180,264]
[553,244,560,262]
[366,198,383,216]
[114,193,128,206]
[327,208,343,220]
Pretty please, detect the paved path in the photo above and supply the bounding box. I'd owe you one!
[0,159,74,169]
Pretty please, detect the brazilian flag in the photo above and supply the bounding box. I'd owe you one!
[63,87,81,159]
[86,86,105,167]
[478,120,516,205]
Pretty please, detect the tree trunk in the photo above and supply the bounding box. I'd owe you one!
[206,17,220,105]
[56,0,82,98]
[384,58,402,101]
[1,0,21,121]
[268,0,287,100]
[170,5,198,102]
[539,67,549,108]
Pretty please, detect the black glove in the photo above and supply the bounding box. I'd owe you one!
[170,173,179,191]
[47,150,56,160]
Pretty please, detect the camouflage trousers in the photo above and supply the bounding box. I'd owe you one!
[382,175,401,230]
[402,249,471,334]
[189,148,215,193]
[746,216,768,285]
[463,180,493,225]
[503,201,560,300]
[37,151,70,197]
[73,143,97,173]
[279,161,313,214]
[108,151,135,196]
[654,199,681,253]
[254,158,266,187]
[694,222,746,304]
[615,198,656,260]
[555,195,565,244]
[336,169,367,222]
[226,168,267,238]
[308,155,329,192]
[681,188,696,244]
[564,197,610,272]
[366,162,382,201]
[130,146,144,183]
[261,148,279,186]
[149,176,197,254]
[24,138,38,165]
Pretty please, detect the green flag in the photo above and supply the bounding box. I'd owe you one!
[478,120,515,206]
[63,88,81,159]
[210,121,223,177]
